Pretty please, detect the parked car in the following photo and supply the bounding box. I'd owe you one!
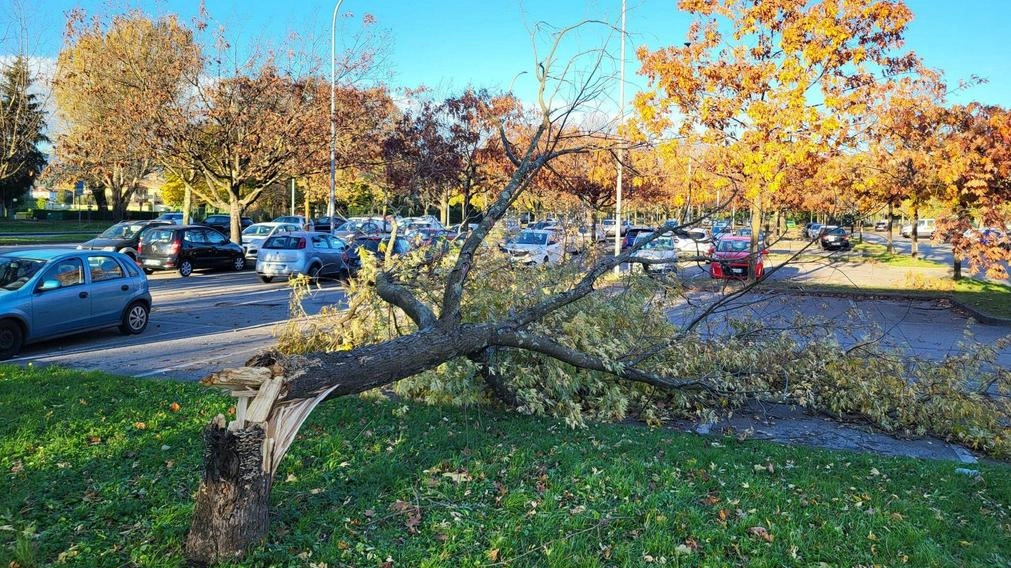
[312,216,346,232]
[77,220,173,260]
[622,227,654,250]
[0,249,151,359]
[138,225,247,277]
[900,218,936,238]
[709,236,767,279]
[334,217,392,240]
[805,223,824,240]
[602,218,631,237]
[963,227,1009,249]
[873,219,891,231]
[820,227,851,250]
[273,215,311,228]
[503,229,563,266]
[154,212,185,225]
[672,228,711,257]
[632,232,679,273]
[353,235,413,259]
[202,214,254,235]
[241,222,302,261]
[256,231,359,283]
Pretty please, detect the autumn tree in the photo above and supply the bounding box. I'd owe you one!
[181,20,669,563]
[158,67,327,242]
[52,11,200,219]
[635,0,919,277]
[0,56,47,214]
[935,103,1011,279]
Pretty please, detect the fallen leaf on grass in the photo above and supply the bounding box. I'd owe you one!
[748,526,774,543]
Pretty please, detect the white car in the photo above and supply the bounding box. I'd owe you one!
[900,218,936,238]
[241,222,302,261]
[632,232,679,273]
[672,228,710,257]
[503,229,563,266]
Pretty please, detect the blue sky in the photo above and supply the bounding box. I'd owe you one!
[5,0,1011,106]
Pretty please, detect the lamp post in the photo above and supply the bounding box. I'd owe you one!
[329,0,346,226]
[613,0,626,273]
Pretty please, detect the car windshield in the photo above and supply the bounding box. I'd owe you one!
[263,235,305,249]
[828,228,846,236]
[337,220,375,232]
[515,231,548,245]
[274,216,302,224]
[717,239,750,253]
[0,256,47,291]
[243,225,276,236]
[98,222,149,239]
[638,236,674,250]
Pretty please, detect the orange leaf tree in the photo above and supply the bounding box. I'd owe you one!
[635,0,918,276]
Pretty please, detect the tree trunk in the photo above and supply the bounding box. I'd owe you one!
[183,184,193,225]
[886,202,894,255]
[229,193,243,244]
[953,254,963,281]
[185,417,272,565]
[748,197,762,280]
[911,207,920,259]
[440,189,450,226]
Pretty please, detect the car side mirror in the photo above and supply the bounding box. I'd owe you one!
[38,279,61,292]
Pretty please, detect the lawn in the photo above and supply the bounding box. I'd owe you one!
[2,366,1009,567]
[0,220,108,245]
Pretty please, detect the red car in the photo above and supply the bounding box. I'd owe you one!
[709,236,767,279]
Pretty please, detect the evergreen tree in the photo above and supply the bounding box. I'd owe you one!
[0,56,48,213]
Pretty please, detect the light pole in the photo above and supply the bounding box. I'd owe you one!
[329,0,346,226]
[613,0,626,273]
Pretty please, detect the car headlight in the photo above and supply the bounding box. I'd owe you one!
[102,246,116,251]
[76,245,84,250]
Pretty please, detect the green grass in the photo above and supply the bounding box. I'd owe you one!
[0,221,107,245]
[2,366,1009,567]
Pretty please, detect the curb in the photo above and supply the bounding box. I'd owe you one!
[760,285,1011,328]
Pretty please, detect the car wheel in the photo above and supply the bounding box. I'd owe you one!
[308,263,322,281]
[259,275,274,283]
[178,259,193,277]
[119,301,149,335]
[232,256,246,271]
[0,320,23,360]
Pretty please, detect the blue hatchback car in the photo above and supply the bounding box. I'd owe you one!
[0,249,152,359]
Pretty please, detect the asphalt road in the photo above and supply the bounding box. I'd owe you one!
[2,239,1008,381]
[7,268,349,381]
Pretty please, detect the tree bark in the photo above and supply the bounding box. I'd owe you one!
[185,416,272,565]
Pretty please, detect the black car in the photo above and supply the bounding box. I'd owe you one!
[820,227,851,250]
[137,225,247,277]
[202,214,253,235]
[353,236,412,259]
[313,216,346,232]
[77,220,173,260]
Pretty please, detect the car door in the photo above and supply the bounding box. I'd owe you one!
[31,257,92,338]
[85,255,133,325]
[182,229,209,268]
[204,229,232,267]
[310,233,337,275]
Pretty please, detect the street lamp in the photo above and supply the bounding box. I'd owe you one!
[329,0,346,226]
[613,0,626,273]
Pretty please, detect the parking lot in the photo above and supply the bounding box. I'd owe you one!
[8,268,349,381]
[3,233,1008,382]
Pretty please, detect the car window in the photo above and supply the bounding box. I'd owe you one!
[311,235,329,249]
[143,228,176,243]
[41,258,85,288]
[0,257,47,291]
[88,256,124,281]
[516,232,548,245]
[263,235,304,249]
[184,230,206,244]
[205,230,229,245]
[327,235,347,251]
